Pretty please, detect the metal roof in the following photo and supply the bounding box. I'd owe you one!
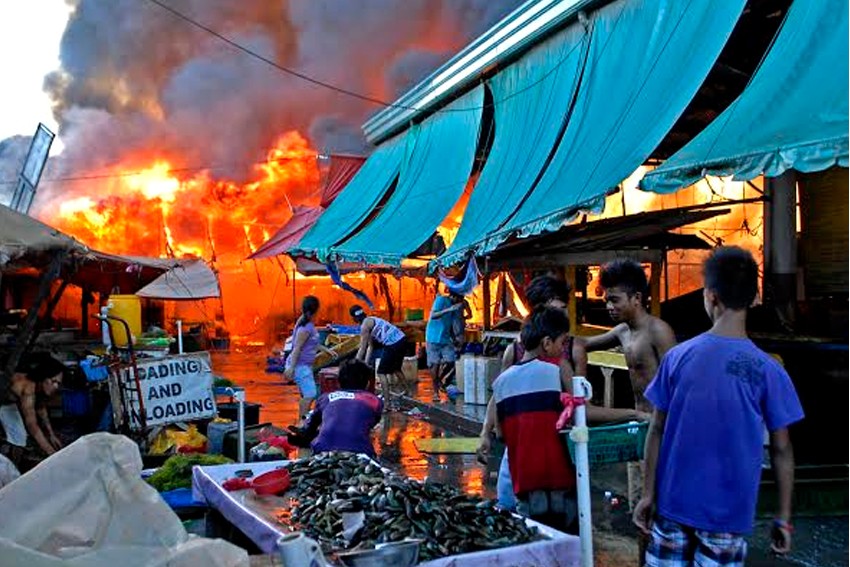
[363,0,608,144]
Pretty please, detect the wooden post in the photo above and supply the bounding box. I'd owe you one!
[29,279,70,346]
[1,251,67,394]
[650,262,662,317]
[482,270,492,331]
[764,171,798,325]
[565,265,578,331]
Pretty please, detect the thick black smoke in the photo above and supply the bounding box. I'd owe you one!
[37,0,522,202]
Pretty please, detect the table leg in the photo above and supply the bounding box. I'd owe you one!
[602,368,615,408]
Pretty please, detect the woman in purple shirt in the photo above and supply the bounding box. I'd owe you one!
[287,359,383,458]
[285,296,335,422]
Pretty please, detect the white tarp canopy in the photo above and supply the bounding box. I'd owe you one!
[134,259,220,300]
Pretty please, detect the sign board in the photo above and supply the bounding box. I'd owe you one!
[127,352,217,429]
[10,123,55,214]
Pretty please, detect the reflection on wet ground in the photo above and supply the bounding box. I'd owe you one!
[212,351,490,498]
[213,351,848,567]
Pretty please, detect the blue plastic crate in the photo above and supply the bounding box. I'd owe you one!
[80,359,109,382]
[62,389,91,417]
[564,421,648,465]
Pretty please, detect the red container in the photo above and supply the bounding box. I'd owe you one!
[252,468,291,496]
[318,367,340,394]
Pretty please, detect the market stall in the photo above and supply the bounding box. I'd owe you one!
[192,454,581,566]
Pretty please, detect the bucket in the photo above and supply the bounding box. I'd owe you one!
[401,356,418,385]
[318,367,340,394]
[107,294,142,346]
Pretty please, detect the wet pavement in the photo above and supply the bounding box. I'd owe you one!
[213,350,848,566]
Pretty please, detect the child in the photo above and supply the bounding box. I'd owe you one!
[285,296,336,422]
[581,259,676,513]
[634,247,804,565]
[492,306,577,533]
[287,359,383,458]
[478,275,647,512]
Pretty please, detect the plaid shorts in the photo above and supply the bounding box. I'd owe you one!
[646,516,747,567]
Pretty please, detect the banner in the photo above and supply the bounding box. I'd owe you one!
[128,352,216,429]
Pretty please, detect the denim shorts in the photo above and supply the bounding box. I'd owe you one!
[497,449,517,511]
[426,342,457,366]
[292,365,317,399]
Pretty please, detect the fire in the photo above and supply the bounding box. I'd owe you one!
[43,130,323,336]
[126,161,180,204]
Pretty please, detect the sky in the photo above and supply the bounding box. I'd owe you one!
[0,1,71,151]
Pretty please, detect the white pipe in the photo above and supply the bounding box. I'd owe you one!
[101,305,112,347]
[236,389,246,463]
[571,375,594,567]
[176,320,184,355]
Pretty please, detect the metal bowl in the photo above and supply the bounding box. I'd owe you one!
[336,540,421,567]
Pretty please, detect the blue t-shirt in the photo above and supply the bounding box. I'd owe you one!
[425,295,453,344]
[645,333,804,534]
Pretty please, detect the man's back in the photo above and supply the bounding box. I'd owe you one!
[312,389,382,457]
[645,333,804,534]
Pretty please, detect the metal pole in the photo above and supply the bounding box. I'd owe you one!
[571,375,594,567]
[227,387,246,463]
[177,320,184,354]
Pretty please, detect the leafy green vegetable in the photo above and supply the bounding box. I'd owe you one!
[213,376,235,388]
[146,454,232,492]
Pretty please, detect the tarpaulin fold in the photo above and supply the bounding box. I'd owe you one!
[437,23,589,267]
[248,206,324,260]
[320,155,366,208]
[474,0,748,254]
[332,86,485,266]
[293,133,410,261]
[640,0,849,192]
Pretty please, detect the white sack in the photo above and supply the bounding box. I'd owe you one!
[0,432,249,567]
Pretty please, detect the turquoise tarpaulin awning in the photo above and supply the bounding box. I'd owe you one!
[641,0,849,192]
[291,133,410,261]
[331,86,484,266]
[458,0,747,257]
[437,23,589,268]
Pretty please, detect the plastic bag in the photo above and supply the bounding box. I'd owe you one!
[149,424,208,456]
[0,433,248,567]
[0,454,20,488]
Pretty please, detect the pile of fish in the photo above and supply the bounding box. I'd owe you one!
[279,452,542,561]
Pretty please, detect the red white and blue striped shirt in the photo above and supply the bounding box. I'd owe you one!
[493,359,575,495]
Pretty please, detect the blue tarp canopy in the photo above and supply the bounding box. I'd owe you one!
[438,23,589,267]
[291,133,410,261]
[641,0,849,192]
[437,0,747,264]
[331,86,484,266]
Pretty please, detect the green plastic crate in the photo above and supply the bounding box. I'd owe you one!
[564,421,648,465]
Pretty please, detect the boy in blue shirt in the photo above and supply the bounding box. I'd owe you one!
[634,246,803,566]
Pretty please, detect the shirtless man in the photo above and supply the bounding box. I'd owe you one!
[581,259,676,559]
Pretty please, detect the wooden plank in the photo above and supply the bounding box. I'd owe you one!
[587,350,628,371]
[649,261,661,317]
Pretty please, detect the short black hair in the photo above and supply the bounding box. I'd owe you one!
[338,359,371,390]
[703,246,758,310]
[16,352,65,383]
[525,275,571,308]
[349,305,367,322]
[520,306,571,351]
[600,259,648,298]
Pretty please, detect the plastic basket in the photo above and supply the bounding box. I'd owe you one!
[80,359,109,382]
[564,421,648,465]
